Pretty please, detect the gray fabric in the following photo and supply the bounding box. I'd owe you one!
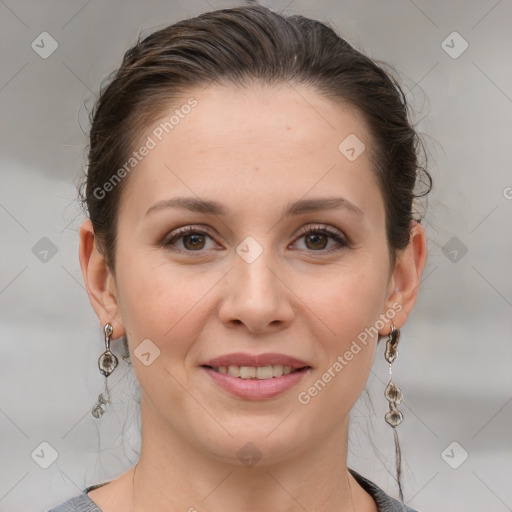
[47,468,419,511]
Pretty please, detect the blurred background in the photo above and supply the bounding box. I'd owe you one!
[0,1,511,511]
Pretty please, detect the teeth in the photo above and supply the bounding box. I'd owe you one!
[256,366,273,379]
[240,366,256,379]
[272,364,284,377]
[227,366,240,377]
[212,364,297,379]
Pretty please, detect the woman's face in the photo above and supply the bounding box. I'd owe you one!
[87,83,409,464]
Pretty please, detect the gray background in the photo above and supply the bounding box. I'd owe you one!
[1,1,511,511]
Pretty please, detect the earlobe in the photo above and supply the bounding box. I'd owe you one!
[380,220,428,333]
[78,219,125,337]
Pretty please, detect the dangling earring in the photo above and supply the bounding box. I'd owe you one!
[91,323,119,419]
[384,322,404,501]
[121,335,131,366]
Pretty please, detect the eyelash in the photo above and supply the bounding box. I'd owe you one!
[162,224,349,254]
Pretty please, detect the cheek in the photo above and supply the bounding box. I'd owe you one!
[114,257,210,408]
[296,274,383,427]
[297,255,388,396]
[115,251,218,353]
[301,254,389,337]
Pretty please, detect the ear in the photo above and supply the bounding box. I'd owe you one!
[78,219,126,338]
[379,220,428,335]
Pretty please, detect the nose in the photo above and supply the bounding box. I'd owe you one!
[218,250,295,334]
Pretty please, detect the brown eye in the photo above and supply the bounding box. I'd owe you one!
[304,232,328,250]
[164,227,216,252]
[182,233,206,250]
[293,226,348,252]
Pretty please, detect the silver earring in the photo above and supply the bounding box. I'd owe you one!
[91,323,119,419]
[384,323,403,427]
[121,335,131,366]
[384,322,404,501]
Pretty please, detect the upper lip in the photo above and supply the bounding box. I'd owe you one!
[200,352,312,369]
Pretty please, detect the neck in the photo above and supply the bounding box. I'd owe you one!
[126,403,359,512]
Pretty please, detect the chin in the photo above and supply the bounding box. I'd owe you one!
[194,426,310,468]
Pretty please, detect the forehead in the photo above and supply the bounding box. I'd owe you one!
[120,83,382,219]
[167,82,371,156]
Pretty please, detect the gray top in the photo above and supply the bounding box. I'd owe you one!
[47,468,419,512]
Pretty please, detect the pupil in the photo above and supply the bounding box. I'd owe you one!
[184,234,205,250]
[307,233,327,250]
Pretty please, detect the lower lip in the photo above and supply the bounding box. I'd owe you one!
[201,366,311,400]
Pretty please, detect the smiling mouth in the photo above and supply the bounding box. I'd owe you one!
[201,364,310,379]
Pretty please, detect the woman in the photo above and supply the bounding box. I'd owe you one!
[49,4,430,511]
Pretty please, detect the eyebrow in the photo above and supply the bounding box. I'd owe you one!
[145,196,364,217]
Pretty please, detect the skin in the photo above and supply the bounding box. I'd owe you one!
[79,83,427,512]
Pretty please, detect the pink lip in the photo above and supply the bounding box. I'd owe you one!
[200,352,312,369]
[202,366,311,400]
